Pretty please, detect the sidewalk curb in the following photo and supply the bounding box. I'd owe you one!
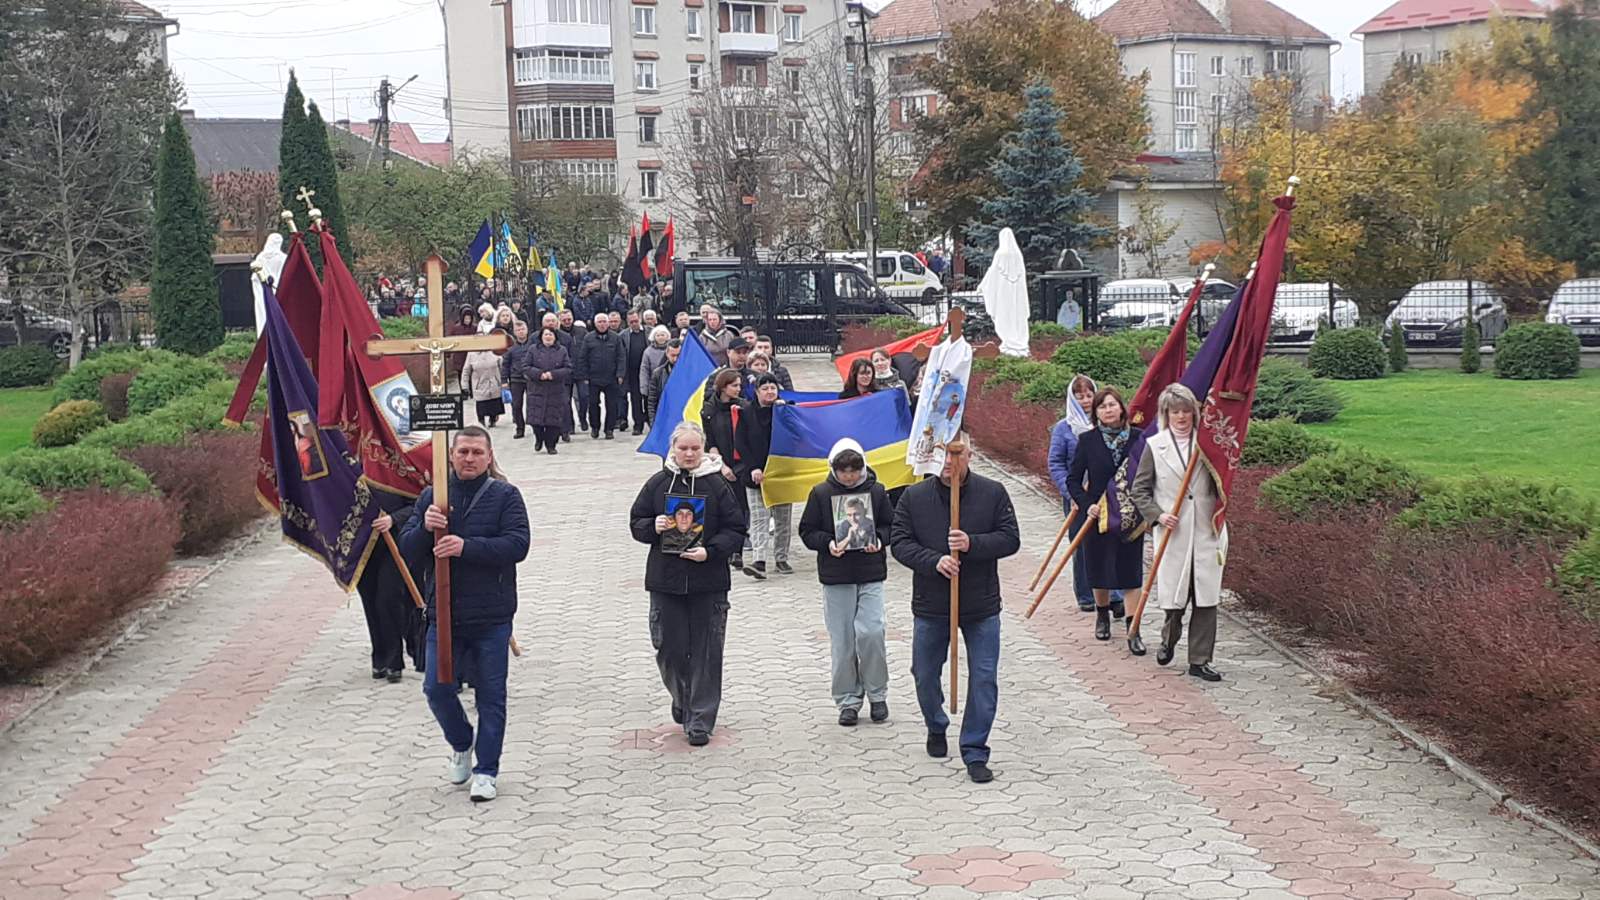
[0,520,273,741]
[973,445,1600,863]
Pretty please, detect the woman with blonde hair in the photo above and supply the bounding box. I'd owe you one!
[1130,383,1227,682]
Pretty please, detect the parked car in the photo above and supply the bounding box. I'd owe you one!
[824,250,945,302]
[1167,277,1237,337]
[1546,278,1600,346]
[1383,280,1508,347]
[0,298,74,359]
[1100,279,1180,331]
[1270,282,1360,344]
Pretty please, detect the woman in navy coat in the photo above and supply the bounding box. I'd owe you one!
[1067,387,1146,653]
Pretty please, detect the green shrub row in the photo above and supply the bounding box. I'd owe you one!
[0,344,62,388]
[380,316,429,339]
[1251,357,1344,423]
[0,445,153,495]
[1259,447,1428,516]
[0,474,49,528]
[1558,533,1600,621]
[1309,328,1387,380]
[1240,418,1337,469]
[1398,478,1597,541]
[81,378,242,451]
[51,347,179,404]
[126,356,227,417]
[1495,322,1581,380]
[203,331,259,364]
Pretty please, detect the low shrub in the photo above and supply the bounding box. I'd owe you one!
[0,474,48,527]
[31,400,108,448]
[1049,336,1145,389]
[0,344,61,388]
[1259,447,1425,517]
[1308,328,1387,379]
[79,416,189,451]
[0,446,153,494]
[1029,322,1068,339]
[1398,477,1597,541]
[380,315,427,339]
[123,431,264,554]
[1460,319,1482,374]
[126,356,227,417]
[51,347,178,404]
[1249,357,1344,424]
[1387,324,1409,373]
[985,357,1051,387]
[1495,322,1581,380]
[1240,418,1337,469]
[1102,326,1199,360]
[865,315,924,338]
[98,371,135,421]
[1015,365,1076,406]
[203,331,258,365]
[1558,534,1600,621]
[0,489,180,678]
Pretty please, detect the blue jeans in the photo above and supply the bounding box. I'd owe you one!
[422,622,511,777]
[911,613,1000,765]
[1065,504,1122,610]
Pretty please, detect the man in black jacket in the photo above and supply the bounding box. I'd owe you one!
[573,313,627,439]
[622,311,649,435]
[890,448,1020,783]
[646,339,681,424]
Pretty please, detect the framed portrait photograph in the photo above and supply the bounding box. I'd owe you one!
[661,494,706,555]
[287,410,329,481]
[831,492,877,551]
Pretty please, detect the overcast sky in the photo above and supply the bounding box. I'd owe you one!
[164,0,1392,143]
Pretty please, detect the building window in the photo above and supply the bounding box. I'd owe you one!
[786,117,803,142]
[1266,49,1300,74]
[691,117,706,145]
[1210,55,1225,77]
[731,4,757,33]
[640,170,661,200]
[784,67,801,94]
[517,103,617,141]
[1174,89,1197,126]
[635,60,658,91]
[1176,127,1197,151]
[639,115,658,144]
[516,105,537,142]
[686,8,702,38]
[785,171,805,198]
[633,5,656,35]
[1400,49,1424,67]
[515,49,612,85]
[546,0,609,25]
[903,94,929,118]
[1176,51,1196,87]
[1238,56,1255,77]
[1210,92,1224,119]
[546,160,617,195]
[736,63,757,86]
[688,62,703,91]
[783,13,802,42]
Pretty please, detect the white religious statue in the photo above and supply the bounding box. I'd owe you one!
[979,227,1030,357]
[250,234,288,335]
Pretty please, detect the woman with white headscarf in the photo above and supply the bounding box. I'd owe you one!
[1130,383,1227,682]
[1047,374,1124,615]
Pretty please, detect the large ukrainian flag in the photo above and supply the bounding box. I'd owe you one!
[761,390,917,507]
[637,332,717,458]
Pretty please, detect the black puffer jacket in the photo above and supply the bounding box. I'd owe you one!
[890,472,1020,622]
[799,468,895,585]
[732,399,782,490]
[574,328,626,384]
[629,457,749,595]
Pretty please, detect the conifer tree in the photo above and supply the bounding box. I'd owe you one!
[303,100,351,257]
[150,110,223,355]
[277,70,311,224]
[1527,0,1600,275]
[1387,321,1409,373]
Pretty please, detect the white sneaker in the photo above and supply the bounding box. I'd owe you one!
[469,773,497,802]
[447,748,472,785]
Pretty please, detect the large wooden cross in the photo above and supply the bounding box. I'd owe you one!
[365,254,508,684]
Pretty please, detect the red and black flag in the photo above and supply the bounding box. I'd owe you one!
[654,216,676,279]
[638,211,655,281]
[621,226,646,292]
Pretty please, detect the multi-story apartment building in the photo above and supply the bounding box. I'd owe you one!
[442,0,848,252]
[868,0,987,168]
[1354,0,1546,91]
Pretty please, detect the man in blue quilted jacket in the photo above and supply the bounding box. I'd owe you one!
[400,426,530,802]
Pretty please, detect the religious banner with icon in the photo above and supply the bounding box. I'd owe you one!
[906,333,973,478]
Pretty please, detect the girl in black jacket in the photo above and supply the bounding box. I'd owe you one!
[628,422,749,746]
[733,374,792,580]
[798,439,895,727]
[1066,387,1146,652]
[701,368,748,567]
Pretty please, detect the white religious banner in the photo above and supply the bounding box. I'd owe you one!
[906,334,973,477]
[980,227,1031,357]
[250,234,288,336]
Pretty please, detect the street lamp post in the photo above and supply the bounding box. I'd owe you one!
[846,1,878,268]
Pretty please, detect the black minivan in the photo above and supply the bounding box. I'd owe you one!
[667,258,914,353]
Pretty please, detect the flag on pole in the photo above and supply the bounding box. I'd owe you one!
[1129,274,1206,430]
[546,251,564,310]
[467,220,494,278]
[637,332,717,458]
[621,227,645,292]
[906,334,973,477]
[835,323,943,381]
[762,390,918,506]
[655,217,676,278]
[496,220,522,271]
[639,212,655,281]
[257,278,380,591]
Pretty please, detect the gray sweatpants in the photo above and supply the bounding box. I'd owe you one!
[822,581,889,710]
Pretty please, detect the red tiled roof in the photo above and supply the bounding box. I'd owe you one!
[344,122,453,167]
[871,0,992,43]
[1353,0,1546,35]
[1095,0,1333,43]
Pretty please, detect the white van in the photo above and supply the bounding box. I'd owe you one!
[824,250,944,301]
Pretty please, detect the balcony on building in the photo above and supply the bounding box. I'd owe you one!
[512,0,611,51]
[718,1,780,57]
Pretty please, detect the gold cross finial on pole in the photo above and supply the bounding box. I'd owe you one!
[294,185,323,230]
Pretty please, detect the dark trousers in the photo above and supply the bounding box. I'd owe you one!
[627,382,646,429]
[532,425,562,449]
[422,621,512,777]
[1162,581,1218,667]
[911,613,1000,766]
[648,591,729,736]
[588,381,622,434]
[357,569,410,673]
[508,382,527,433]
[572,382,589,431]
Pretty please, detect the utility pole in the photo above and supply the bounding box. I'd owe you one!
[847,1,879,265]
[370,74,419,172]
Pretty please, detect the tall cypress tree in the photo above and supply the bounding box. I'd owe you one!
[277,70,311,226]
[303,100,352,259]
[964,81,1109,301]
[1529,0,1600,275]
[150,110,223,355]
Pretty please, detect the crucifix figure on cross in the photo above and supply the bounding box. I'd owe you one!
[366,255,509,684]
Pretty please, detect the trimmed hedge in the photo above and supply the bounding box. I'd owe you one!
[126,356,227,417]
[0,475,48,528]
[0,344,61,388]
[1015,365,1077,406]
[51,347,179,404]
[1398,477,1597,541]
[1029,322,1069,339]
[32,400,108,448]
[1559,534,1600,621]
[1049,336,1145,389]
[203,331,259,364]
[1495,322,1581,380]
[1308,328,1387,380]
[1259,447,1426,517]
[123,431,263,554]
[380,316,428,339]
[0,446,153,494]
[1460,319,1482,374]
[1250,357,1344,424]
[1240,418,1337,469]
[98,371,135,421]
[80,377,240,452]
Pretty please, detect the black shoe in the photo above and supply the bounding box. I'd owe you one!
[371,668,386,680]
[671,705,683,724]
[546,446,557,455]
[870,700,889,723]
[514,429,525,439]
[730,553,743,569]
[1078,602,1096,612]
[605,431,615,440]
[1189,664,1222,682]
[967,762,994,784]
[687,731,710,746]
[591,429,600,439]
[632,427,644,436]
[561,434,570,443]
[926,732,947,758]
[775,561,794,575]
[1127,620,1146,656]
[1094,607,1111,641]
[1110,599,1126,620]
[533,439,544,451]
[743,564,766,581]
[838,707,859,727]
[1157,642,1175,666]
[385,669,403,684]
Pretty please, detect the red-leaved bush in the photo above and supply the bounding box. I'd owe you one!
[0,490,180,678]
[963,372,1058,491]
[123,431,265,554]
[98,371,134,422]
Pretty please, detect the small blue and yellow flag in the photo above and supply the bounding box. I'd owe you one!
[637,330,717,458]
[467,220,494,278]
[761,390,918,507]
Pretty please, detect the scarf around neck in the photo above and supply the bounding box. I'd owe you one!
[1098,423,1131,465]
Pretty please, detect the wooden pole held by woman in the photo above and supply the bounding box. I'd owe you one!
[1027,511,1074,592]
[1127,446,1202,639]
[383,532,425,609]
[1025,514,1097,619]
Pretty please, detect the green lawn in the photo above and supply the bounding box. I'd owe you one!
[0,387,52,459]
[1305,368,1600,502]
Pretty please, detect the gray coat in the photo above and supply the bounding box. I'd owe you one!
[516,342,572,427]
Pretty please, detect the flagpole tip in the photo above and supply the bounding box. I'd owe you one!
[1201,262,1216,278]
[1286,175,1301,197]
[280,210,298,233]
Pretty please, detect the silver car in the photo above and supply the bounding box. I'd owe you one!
[1546,278,1600,346]
[1270,283,1360,344]
[1099,279,1178,331]
[1383,280,1508,347]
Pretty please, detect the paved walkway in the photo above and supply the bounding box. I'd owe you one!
[0,358,1596,900]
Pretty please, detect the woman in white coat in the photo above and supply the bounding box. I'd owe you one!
[1129,383,1228,682]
